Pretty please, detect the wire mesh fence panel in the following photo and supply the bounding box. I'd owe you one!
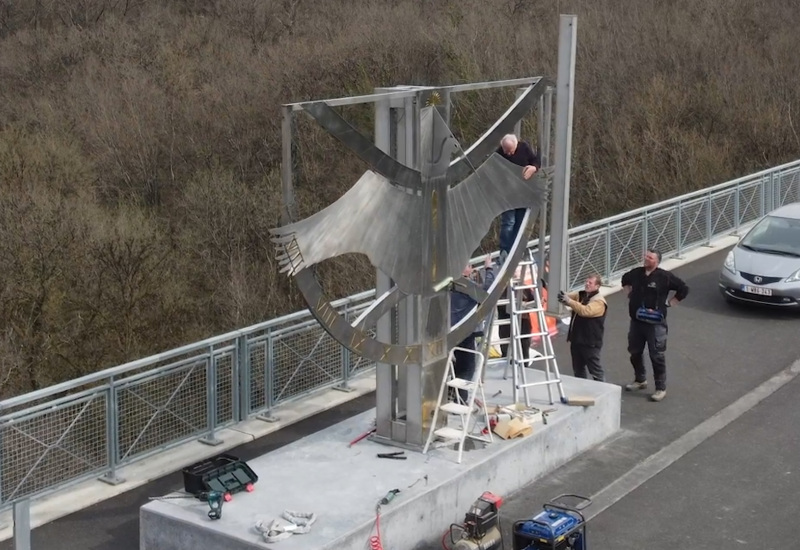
[679,198,710,251]
[248,337,268,415]
[115,362,208,463]
[271,326,342,405]
[341,299,378,379]
[568,229,606,289]
[709,189,737,239]
[778,168,800,206]
[214,350,235,426]
[347,326,377,379]
[646,208,679,258]
[608,219,645,280]
[0,393,107,504]
[737,181,763,227]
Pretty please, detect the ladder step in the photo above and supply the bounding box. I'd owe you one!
[513,331,551,339]
[447,378,476,389]
[440,402,471,415]
[433,427,464,441]
[520,355,557,363]
[512,284,539,290]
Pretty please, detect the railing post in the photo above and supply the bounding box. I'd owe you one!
[643,210,650,257]
[734,183,741,234]
[675,203,683,258]
[235,335,248,422]
[257,328,279,422]
[771,170,779,209]
[759,176,766,217]
[796,169,800,203]
[200,347,222,446]
[335,305,354,393]
[705,191,713,245]
[100,377,124,485]
[604,223,612,284]
[13,499,31,550]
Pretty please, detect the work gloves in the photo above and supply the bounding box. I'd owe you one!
[557,290,568,304]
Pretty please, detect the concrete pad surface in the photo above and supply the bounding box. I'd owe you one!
[140,368,620,550]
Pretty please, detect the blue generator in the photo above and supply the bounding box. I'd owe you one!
[512,494,591,550]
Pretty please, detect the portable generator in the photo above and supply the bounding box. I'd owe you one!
[512,494,591,550]
[448,492,505,550]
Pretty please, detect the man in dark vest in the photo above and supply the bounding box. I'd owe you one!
[557,274,608,382]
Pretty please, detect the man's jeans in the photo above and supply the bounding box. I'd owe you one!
[499,208,526,254]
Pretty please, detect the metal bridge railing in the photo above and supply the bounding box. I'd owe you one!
[1,159,798,509]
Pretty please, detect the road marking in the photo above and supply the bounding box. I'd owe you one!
[585,358,800,521]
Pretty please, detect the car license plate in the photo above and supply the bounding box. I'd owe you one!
[741,285,772,296]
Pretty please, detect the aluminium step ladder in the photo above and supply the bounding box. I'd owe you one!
[422,346,492,464]
[500,249,567,407]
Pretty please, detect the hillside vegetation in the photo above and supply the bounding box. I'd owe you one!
[0,0,798,396]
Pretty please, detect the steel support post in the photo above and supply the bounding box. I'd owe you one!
[373,90,394,438]
[548,14,577,307]
[537,87,554,272]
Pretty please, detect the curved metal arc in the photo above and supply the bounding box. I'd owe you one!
[447,78,555,184]
[351,286,405,331]
[294,267,426,365]
[451,277,489,303]
[449,209,532,342]
[301,102,422,191]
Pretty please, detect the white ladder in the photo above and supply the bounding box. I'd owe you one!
[501,249,567,407]
[423,346,492,464]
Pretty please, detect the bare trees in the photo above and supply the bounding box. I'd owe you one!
[0,0,799,397]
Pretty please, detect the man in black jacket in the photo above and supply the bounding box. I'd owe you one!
[558,274,608,382]
[496,134,541,257]
[621,249,689,402]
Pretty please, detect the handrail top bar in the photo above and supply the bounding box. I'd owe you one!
[572,160,800,233]
[283,77,547,110]
[2,158,797,410]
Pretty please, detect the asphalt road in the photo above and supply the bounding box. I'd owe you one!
[463,246,800,550]
[4,246,800,550]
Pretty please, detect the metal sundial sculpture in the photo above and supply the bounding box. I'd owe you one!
[270,82,551,369]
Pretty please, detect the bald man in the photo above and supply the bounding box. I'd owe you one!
[496,134,540,256]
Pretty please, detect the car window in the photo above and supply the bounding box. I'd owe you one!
[741,215,800,255]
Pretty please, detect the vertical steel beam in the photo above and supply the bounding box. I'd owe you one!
[537,87,554,271]
[374,92,394,438]
[401,91,424,446]
[281,106,295,222]
[548,14,577,308]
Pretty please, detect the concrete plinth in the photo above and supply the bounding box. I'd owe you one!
[140,366,620,550]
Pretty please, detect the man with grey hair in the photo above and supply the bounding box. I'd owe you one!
[496,134,541,256]
[558,274,608,382]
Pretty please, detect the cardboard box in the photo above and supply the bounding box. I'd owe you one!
[493,417,533,439]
